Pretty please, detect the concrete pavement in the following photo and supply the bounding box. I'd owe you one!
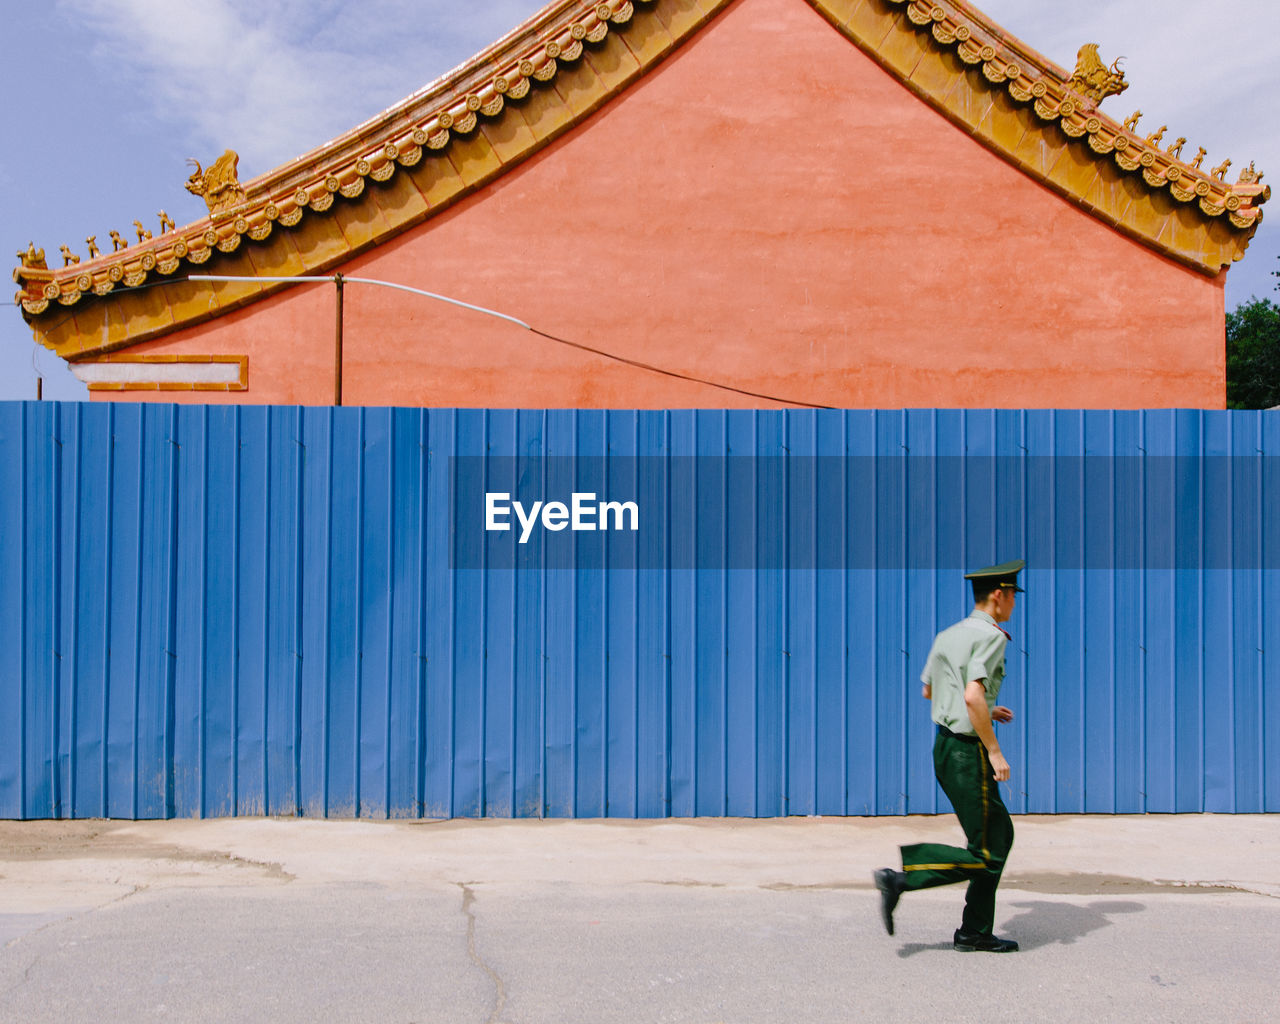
[1,814,1277,1023]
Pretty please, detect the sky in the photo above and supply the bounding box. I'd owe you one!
[1,0,1276,402]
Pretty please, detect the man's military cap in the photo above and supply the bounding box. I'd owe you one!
[963,559,1026,592]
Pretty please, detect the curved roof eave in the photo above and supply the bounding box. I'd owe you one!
[13,0,1268,361]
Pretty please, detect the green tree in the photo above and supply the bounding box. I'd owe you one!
[1225,296,1280,409]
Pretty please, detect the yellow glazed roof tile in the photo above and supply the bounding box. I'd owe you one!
[480,116,542,164]
[364,172,435,235]
[447,132,508,188]
[935,61,990,132]
[839,0,900,54]
[655,0,723,38]
[585,29,645,90]
[620,7,678,64]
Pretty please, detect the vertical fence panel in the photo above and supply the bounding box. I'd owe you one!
[512,410,547,818]
[230,406,265,816]
[1050,411,1084,812]
[0,405,24,818]
[66,405,104,817]
[724,412,758,817]
[604,409,638,818]
[1202,412,1236,812]
[1021,412,1054,812]
[299,405,331,816]
[103,406,140,818]
[2,402,1278,819]
[260,406,300,816]
[387,407,425,818]
[572,410,607,817]
[666,411,697,818]
[316,408,350,814]
[1262,413,1280,812]
[481,410,517,818]
[752,412,785,817]
[211,408,246,815]
[541,410,577,818]
[1082,411,1117,813]
[695,410,729,816]
[1111,412,1145,813]
[1228,411,1262,814]
[451,409,486,818]
[814,411,848,816]
[842,412,876,817]
[784,411,816,817]
[1266,562,1280,811]
[1141,410,1176,812]
[873,412,907,815]
[636,411,672,818]
[173,405,205,817]
[1171,412,1204,811]
[23,403,57,819]
[356,408,392,819]
[902,410,939,816]
[421,409,455,817]
[56,405,77,818]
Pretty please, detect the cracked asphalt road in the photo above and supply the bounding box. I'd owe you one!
[1,815,1277,1023]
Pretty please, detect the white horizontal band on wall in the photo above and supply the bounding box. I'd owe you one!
[68,355,248,391]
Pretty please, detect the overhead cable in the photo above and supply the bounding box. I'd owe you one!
[187,273,834,409]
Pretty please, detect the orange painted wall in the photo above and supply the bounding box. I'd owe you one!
[102,0,1227,409]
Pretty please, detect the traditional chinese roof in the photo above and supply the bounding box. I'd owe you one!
[13,0,1270,360]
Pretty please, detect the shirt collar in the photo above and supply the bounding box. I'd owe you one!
[970,609,1012,640]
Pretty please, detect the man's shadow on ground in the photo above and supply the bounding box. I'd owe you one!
[896,900,1144,957]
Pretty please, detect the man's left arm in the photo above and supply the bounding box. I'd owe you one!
[973,633,1012,723]
[962,632,1013,721]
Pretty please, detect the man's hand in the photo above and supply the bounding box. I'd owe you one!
[992,706,1014,723]
[922,683,932,700]
[964,681,1013,782]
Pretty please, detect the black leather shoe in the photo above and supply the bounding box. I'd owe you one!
[873,869,904,936]
[953,929,1018,953]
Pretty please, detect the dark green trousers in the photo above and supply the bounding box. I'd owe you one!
[899,730,1014,935]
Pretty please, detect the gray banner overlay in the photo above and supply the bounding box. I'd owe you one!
[449,456,1280,570]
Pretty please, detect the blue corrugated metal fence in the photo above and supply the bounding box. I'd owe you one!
[1,403,1276,818]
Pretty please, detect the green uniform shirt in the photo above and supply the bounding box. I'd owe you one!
[920,610,1008,736]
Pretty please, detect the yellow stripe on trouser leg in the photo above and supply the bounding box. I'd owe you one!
[898,732,1015,935]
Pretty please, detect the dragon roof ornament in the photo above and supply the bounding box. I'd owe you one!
[1068,44,1127,103]
[11,0,1270,326]
[186,150,248,218]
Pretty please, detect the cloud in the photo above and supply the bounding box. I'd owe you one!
[55,0,548,176]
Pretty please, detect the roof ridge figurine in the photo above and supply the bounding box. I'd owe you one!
[185,150,247,217]
[1068,43,1128,102]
